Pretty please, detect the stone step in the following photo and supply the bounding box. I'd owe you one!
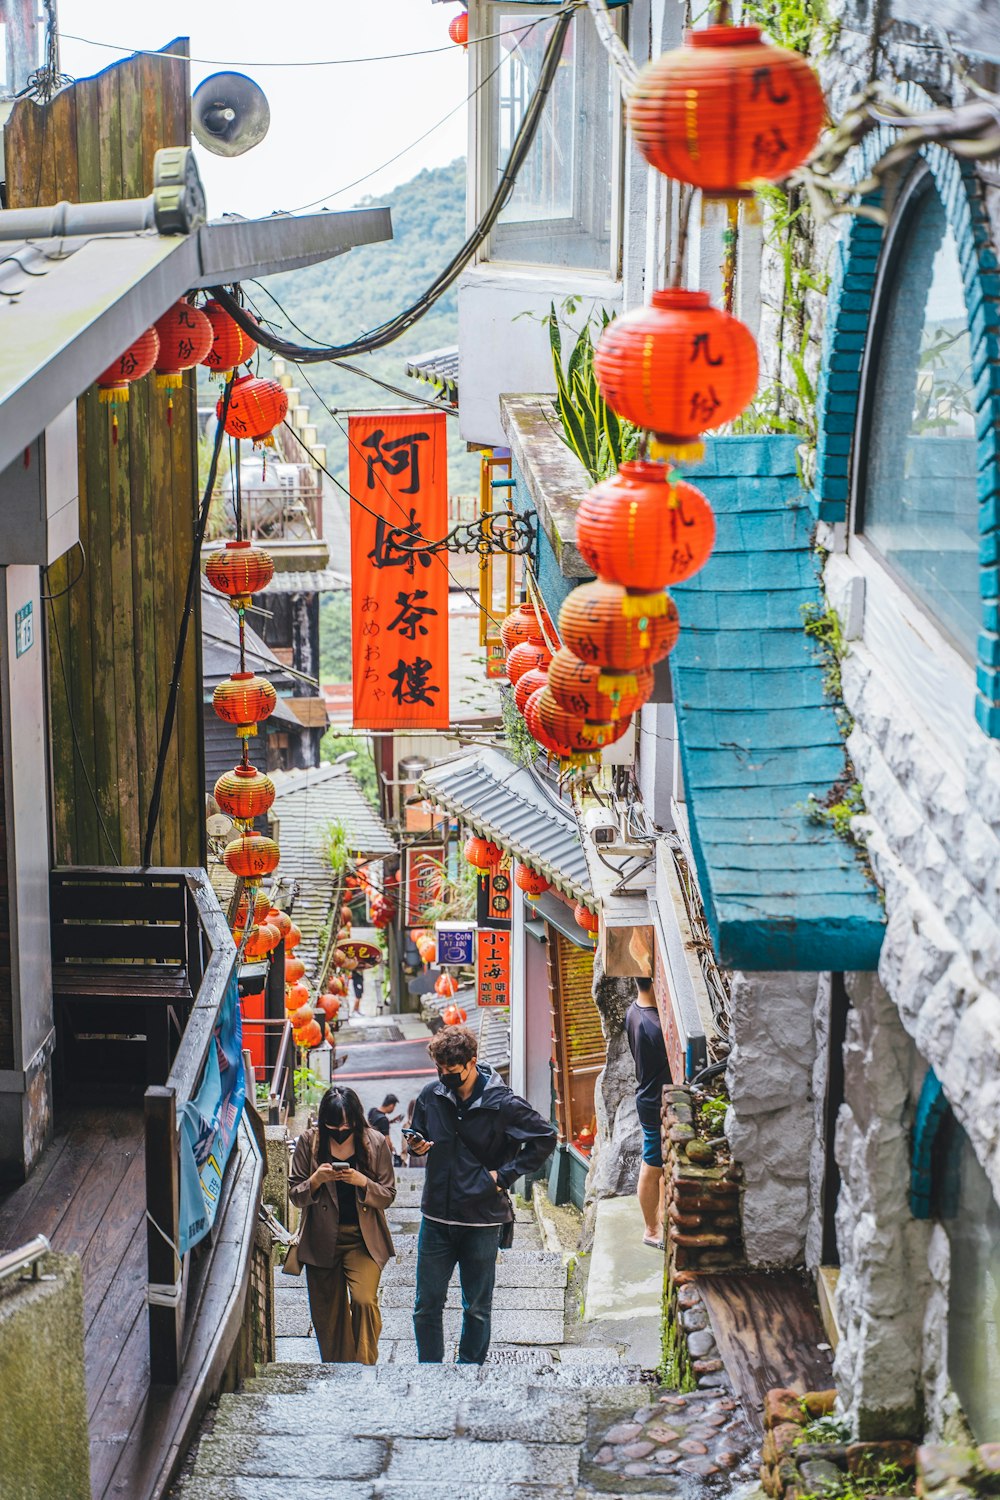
[246,1354,644,1394]
[275,1280,563,1315]
[176,1480,582,1500]
[276,1249,567,1293]
[275,1299,565,1345]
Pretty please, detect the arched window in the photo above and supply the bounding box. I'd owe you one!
[854,167,980,658]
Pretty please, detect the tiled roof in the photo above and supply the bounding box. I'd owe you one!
[418,747,591,902]
[260,569,350,594]
[670,434,885,972]
[405,345,459,404]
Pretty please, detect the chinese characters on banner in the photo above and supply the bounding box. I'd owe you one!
[349,412,450,729]
[404,844,444,926]
[477,928,511,1008]
[476,855,512,928]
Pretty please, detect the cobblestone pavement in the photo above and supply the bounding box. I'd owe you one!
[173,1170,760,1499]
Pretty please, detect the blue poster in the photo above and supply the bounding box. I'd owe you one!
[436,925,475,966]
[178,971,245,1256]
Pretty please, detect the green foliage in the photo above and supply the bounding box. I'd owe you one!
[320,730,380,809]
[294,1064,324,1108]
[794,1406,851,1446]
[805,780,864,841]
[320,592,353,683]
[801,600,848,707]
[699,1095,728,1137]
[417,857,478,925]
[740,0,840,54]
[797,1459,912,1500]
[321,818,348,874]
[661,1288,698,1392]
[546,299,641,482]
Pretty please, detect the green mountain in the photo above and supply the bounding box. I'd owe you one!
[258,157,477,493]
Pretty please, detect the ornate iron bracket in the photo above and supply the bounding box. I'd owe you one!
[390,510,536,560]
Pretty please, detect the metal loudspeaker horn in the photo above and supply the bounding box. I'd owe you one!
[192,71,270,157]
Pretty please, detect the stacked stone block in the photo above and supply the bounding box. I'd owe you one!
[661,1084,745,1278]
[760,1386,917,1500]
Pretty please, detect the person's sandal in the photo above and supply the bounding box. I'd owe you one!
[642,1232,664,1250]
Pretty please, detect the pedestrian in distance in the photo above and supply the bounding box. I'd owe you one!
[407,1025,556,1364]
[288,1085,396,1363]
[368,1092,403,1162]
[624,976,671,1249]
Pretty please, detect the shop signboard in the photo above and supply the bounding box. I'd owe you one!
[436,921,476,966]
[477,854,512,928]
[348,410,450,729]
[404,843,444,925]
[339,941,382,970]
[477,928,511,1007]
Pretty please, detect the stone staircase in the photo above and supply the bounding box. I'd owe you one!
[172,1170,757,1498]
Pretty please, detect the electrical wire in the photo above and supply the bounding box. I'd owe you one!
[206,6,576,364]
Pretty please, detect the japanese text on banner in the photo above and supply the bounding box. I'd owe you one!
[349,412,450,730]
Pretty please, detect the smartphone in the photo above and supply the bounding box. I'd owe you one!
[401,1127,425,1145]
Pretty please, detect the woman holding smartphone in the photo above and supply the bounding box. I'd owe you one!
[288,1085,396,1363]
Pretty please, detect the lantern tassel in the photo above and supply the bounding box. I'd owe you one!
[620,590,672,619]
[111,411,119,447]
[166,396,174,428]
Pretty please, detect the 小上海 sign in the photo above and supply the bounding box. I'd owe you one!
[477,928,511,1008]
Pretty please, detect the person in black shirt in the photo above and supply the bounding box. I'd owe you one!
[367,1094,401,1153]
[624,977,671,1249]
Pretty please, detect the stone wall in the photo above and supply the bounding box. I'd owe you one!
[583,954,643,1243]
[759,1385,916,1499]
[662,1085,744,1278]
[724,971,823,1269]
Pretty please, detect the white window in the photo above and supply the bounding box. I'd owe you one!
[480,5,623,274]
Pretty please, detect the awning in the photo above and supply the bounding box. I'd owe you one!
[529,890,594,949]
[405,345,459,405]
[419,747,591,901]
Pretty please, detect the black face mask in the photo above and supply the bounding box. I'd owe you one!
[326,1126,352,1143]
[439,1071,465,1093]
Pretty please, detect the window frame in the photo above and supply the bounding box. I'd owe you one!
[474,1,626,278]
[850,161,980,665]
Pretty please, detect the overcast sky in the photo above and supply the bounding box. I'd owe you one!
[55,0,471,218]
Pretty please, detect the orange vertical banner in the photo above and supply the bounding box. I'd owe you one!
[348,411,450,729]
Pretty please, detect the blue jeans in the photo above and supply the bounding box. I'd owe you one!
[413,1217,501,1364]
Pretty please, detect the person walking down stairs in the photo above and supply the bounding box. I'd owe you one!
[407,1025,556,1365]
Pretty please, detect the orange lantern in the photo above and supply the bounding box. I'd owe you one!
[593,290,758,458]
[575,462,716,593]
[267,908,292,940]
[318,992,341,1019]
[499,600,552,652]
[96,327,160,404]
[224,831,280,879]
[286,924,302,951]
[559,581,680,673]
[153,300,213,388]
[574,903,599,942]
[205,540,275,608]
[548,648,654,723]
[627,25,825,196]
[449,10,468,46]
[213,672,277,738]
[285,957,306,985]
[236,889,271,929]
[294,1018,323,1050]
[328,975,347,997]
[217,374,289,446]
[214,763,275,822]
[285,981,310,1013]
[244,922,279,960]
[515,864,550,900]
[201,298,258,375]
[464,835,502,873]
[442,1003,468,1026]
[291,1002,315,1028]
[524,685,581,763]
[514,664,549,716]
[534,686,630,752]
[506,640,552,686]
[435,974,458,998]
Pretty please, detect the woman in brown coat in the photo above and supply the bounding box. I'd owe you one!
[289,1085,396,1363]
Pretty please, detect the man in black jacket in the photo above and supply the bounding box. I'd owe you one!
[408,1025,556,1364]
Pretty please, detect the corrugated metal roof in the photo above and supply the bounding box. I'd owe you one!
[419,747,591,902]
[267,765,397,987]
[201,580,292,687]
[405,345,459,404]
[260,569,350,594]
[670,436,885,972]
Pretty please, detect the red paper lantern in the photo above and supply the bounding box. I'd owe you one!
[524,685,581,763]
[295,1018,323,1050]
[285,957,306,985]
[201,299,258,375]
[435,974,458,998]
[464,835,502,873]
[224,831,280,879]
[285,982,310,1014]
[506,640,551,686]
[153,300,213,388]
[213,672,277,738]
[574,903,599,941]
[96,327,160,404]
[628,25,825,195]
[499,600,552,652]
[217,374,288,446]
[559,581,680,673]
[548,648,654,722]
[534,686,631,752]
[442,1003,468,1026]
[267,908,292,940]
[205,540,275,608]
[449,10,468,46]
[214,763,275,822]
[328,976,347,997]
[593,290,758,456]
[235,889,270,929]
[514,665,549,716]
[286,924,302,951]
[575,462,716,592]
[244,922,279,960]
[515,864,550,900]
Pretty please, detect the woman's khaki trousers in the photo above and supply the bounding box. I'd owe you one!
[304,1225,383,1363]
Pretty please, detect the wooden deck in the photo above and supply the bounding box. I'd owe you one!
[0,1105,262,1500]
[699,1272,835,1434]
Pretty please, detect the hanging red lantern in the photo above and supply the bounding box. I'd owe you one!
[213,672,277,738]
[515,864,550,900]
[153,300,213,389]
[442,1003,468,1026]
[96,327,160,404]
[217,374,288,447]
[224,831,280,879]
[328,975,347,997]
[534,686,630,752]
[627,25,825,196]
[574,903,599,942]
[286,924,302,951]
[214,763,276,822]
[267,908,292,940]
[559,581,680,673]
[575,462,716,592]
[435,974,458,998]
[524,685,582,763]
[499,600,553,652]
[295,1018,323,1050]
[285,982,310,1014]
[448,10,468,46]
[285,957,306,985]
[205,540,275,608]
[548,648,654,723]
[514,664,549,716]
[235,889,271,929]
[244,922,279,960]
[506,640,551,686]
[593,290,758,458]
[464,835,502,873]
[201,299,258,375]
